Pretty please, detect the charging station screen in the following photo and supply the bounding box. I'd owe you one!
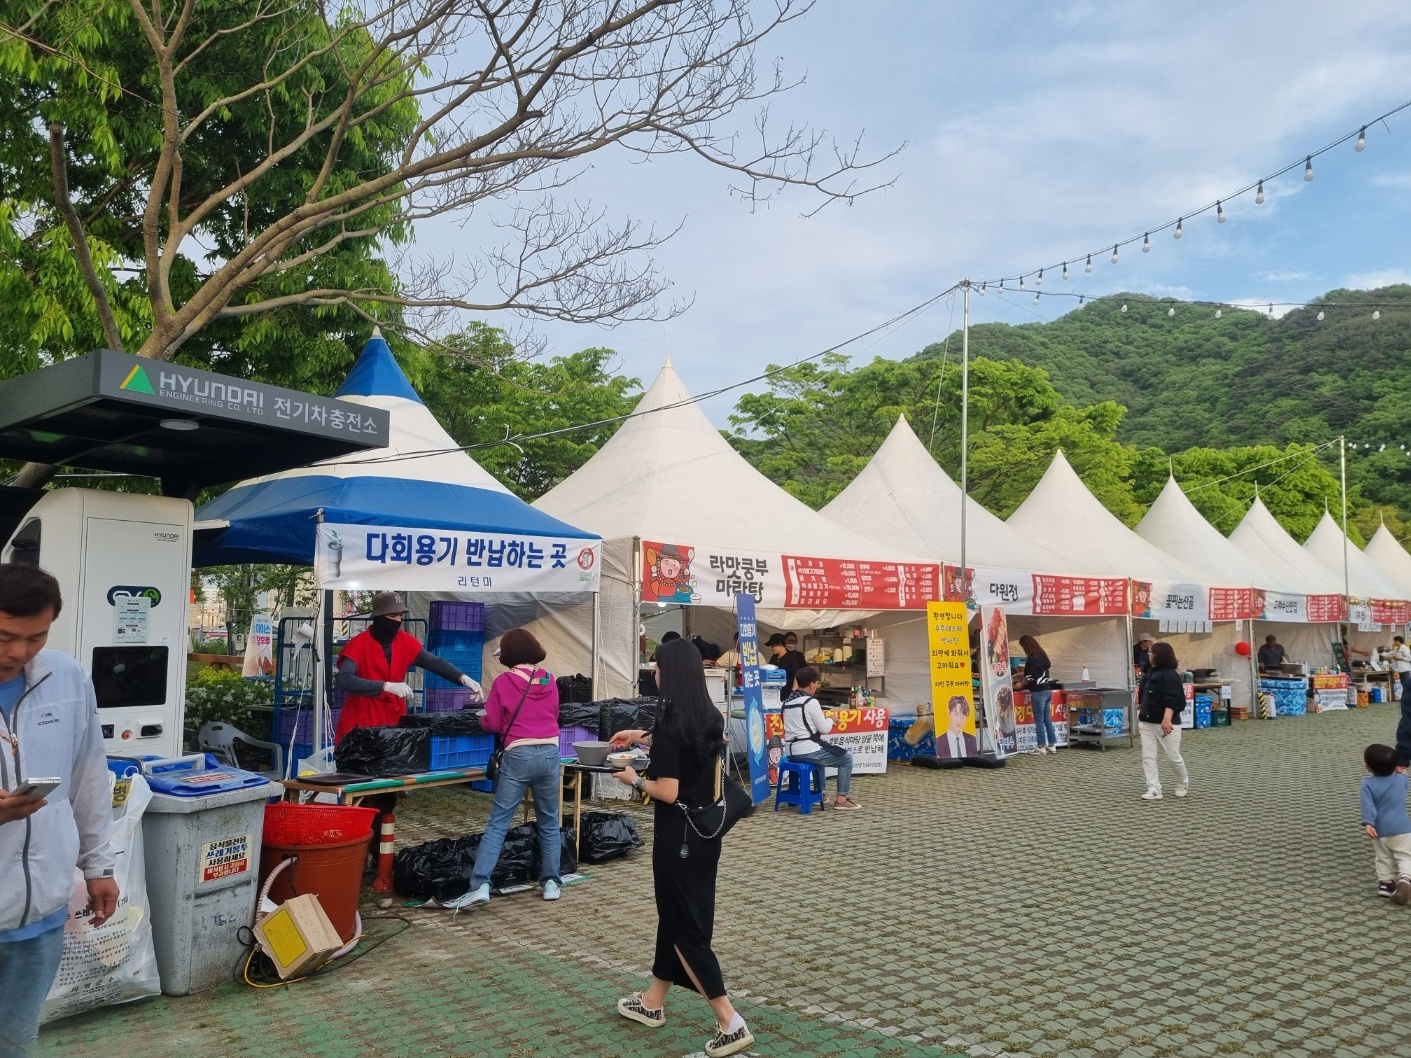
[91,646,168,708]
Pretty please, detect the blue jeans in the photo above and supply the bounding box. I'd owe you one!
[789,745,853,796]
[470,743,562,889]
[1031,689,1056,747]
[0,923,65,1057]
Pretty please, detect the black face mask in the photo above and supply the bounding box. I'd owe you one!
[370,615,401,643]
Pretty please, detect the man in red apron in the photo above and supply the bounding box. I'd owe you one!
[335,592,482,742]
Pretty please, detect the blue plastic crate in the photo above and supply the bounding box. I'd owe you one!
[430,733,495,770]
[429,601,486,632]
[427,628,485,654]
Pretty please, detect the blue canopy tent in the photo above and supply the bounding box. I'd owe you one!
[193,332,602,768]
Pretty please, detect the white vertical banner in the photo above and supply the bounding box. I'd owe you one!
[978,606,1018,758]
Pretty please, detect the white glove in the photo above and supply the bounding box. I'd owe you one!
[460,675,484,702]
[383,681,414,699]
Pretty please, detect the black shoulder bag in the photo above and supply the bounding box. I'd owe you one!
[676,757,754,856]
[484,670,536,786]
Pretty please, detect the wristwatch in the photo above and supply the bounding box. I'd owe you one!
[632,777,647,795]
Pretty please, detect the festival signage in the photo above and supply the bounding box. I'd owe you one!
[926,601,976,759]
[242,613,275,678]
[1132,580,1211,623]
[1263,591,1306,622]
[782,555,939,610]
[1371,600,1411,625]
[315,523,600,593]
[735,595,772,805]
[1209,588,1254,622]
[978,606,1018,758]
[946,564,1040,615]
[765,707,889,775]
[1014,690,1069,752]
[1032,576,1128,617]
[1306,594,1347,623]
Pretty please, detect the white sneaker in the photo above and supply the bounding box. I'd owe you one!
[1048,746,1059,754]
[1140,790,1163,801]
[542,880,561,901]
[444,883,490,909]
[1174,786,1188,798]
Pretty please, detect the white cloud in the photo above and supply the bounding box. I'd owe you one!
[1342,269,1411,290]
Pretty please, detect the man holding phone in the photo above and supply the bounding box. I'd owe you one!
[0,564,116,1056]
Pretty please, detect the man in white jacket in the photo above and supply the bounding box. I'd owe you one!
[0,564,116,1057]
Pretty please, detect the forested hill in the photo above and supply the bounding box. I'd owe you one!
[911,284,1411,512]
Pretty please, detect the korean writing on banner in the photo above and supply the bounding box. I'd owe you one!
[1371,599,1410,624]
[948,565,1034,614]
[735,595,772,805]
[1014,690,1069,753]
[641,541,778,607]
[1031,575,1128,616]
[315,523,600,593]
[978,606,1017,758]
[765,708,889,775]
[1263,591,1304,621]
[1306,594,1347,623]
[782,555,940,610]
[927,602,976,759]
[1209,588,1254,622]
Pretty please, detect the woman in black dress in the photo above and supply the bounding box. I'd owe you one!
[609,638,755,1057]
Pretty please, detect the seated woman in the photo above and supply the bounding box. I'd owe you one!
[781,667,860,810]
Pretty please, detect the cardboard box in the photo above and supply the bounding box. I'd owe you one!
[253,894,343,978]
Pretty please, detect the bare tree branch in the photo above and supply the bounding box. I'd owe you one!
[48,123,124,352]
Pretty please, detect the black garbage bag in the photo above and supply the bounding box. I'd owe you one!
[557,673,594,704]
[558,701,603,732]
[334,726,431,776]
[578,811,644,864]
[538,825,578,878]
[397,711,488,735]
[394,820,574,901]
[599,697,660,741]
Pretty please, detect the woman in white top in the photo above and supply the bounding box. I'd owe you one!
[1389,635,1411,701]
[781,667,860,810]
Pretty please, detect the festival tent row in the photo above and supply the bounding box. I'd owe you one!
[194,334,605,738]
[534,361,943,699]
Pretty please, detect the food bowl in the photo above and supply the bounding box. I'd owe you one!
[606,751,649,772]
[572,741,613,767]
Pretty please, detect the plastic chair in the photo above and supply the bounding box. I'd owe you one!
[198,722,285,778]
[774,759,826,815]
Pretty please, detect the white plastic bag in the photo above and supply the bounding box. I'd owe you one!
[41,773,160,1023]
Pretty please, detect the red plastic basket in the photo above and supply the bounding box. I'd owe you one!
[262,803,378,847]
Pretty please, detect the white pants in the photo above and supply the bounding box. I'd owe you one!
[1373,832,1411,882]
[1138,722,1189,793]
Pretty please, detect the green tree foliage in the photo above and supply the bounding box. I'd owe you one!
[413,325,641,500]
[201,564,314,655]
[728,352,1137,516]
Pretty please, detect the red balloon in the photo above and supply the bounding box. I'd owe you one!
[1234,641,1252,657]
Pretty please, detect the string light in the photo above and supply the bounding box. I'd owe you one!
[1110,244,1119,264]
[1216,200,1226,223]
[1120,302,1128,313]
[1255,180,1264,205]
[1084,254,1092,273]
[1033,291,1040,305]
[1061,262,1069,280]
[1019,275,1026,291]
[1356,126,1367,152]
[1036,269,1043,286]
[1317,310,1325,321]
[1174,218,1183,239]
[1304,155,1315,181]
[1142,233,1151,252]
[1167,307,1176,317]
[1215,308,1223,318]
[1374,309,1381,319]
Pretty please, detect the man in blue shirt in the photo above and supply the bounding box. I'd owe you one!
[0,564,117,1056]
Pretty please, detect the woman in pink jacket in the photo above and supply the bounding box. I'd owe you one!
[456,627,562,907]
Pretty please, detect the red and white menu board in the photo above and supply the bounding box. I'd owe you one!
[782,556,940,610]
[1031,575,1128,616]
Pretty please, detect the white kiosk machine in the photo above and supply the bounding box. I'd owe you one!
[0,349,390,758]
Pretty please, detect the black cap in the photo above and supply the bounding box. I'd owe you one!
[765,633,787,647]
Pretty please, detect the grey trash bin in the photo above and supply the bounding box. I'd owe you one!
[140,755,274,995]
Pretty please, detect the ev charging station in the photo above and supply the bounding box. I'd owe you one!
[0,348,390,758]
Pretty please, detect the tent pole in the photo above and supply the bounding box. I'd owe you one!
[1340,435,1350,606]
[960,280,970,595]
[312,508,326,763]
[633,536,643,696]
[591,589,602,700]
[1248,618,1259,715]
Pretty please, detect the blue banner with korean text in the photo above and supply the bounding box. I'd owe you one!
[735,594,772,805]
[314,522,600,593]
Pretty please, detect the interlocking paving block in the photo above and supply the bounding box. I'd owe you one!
[36,705,1411,1057]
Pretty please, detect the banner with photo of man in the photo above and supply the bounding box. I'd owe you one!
[926,602,977,759]
[978,605,1018,758]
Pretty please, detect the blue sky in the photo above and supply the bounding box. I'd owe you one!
[414,2,1411,427]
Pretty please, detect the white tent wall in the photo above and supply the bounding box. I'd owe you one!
[1249,622,1389,671]
[1133,620,1250,706]
[1006,615,1130,689]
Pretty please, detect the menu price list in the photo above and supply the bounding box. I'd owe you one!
[783,556,940,610]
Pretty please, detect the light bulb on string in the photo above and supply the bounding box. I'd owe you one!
[1256,180,1264,205]
[1078,295,1085,305]
[1142,233,1150,253]
[1174,218,1183,240]
[1062,262,1069,280]
[999,279,1004,291]
[1033,292,1040,305]
[1019,275,1026,291]
[1215,308,1223,318]
[1120,303,1128,313]
[1317,310,1325,321]
[1216,201,1226,224]
[1110,244,1119,264]
[1036,269,1043,287]
[1304,156,1314,181]
[1373,309,1381,320]
[1356,127,1366,152]
[1167,307,1176,317]
[1085,255,1092,273]
[1268,304,1274,315]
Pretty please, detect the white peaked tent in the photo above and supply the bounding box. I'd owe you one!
[1365,525,1411,596]
[1229,497,1345,595]
[1008,452,1215,591]
[535,360,938,699]
[1304,511,1411,601]
[1137,477,1305,594]
[821,415,1089,575]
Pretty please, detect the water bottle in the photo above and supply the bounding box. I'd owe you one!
[1081,664,1091,682]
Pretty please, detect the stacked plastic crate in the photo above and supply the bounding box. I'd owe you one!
[424,601,486,712]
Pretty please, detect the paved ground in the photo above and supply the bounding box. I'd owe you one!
[38,705,1411,1058]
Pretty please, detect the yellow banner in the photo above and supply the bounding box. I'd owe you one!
[927,601,976,758]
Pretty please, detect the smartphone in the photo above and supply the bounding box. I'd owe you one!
[16,778,61,801]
